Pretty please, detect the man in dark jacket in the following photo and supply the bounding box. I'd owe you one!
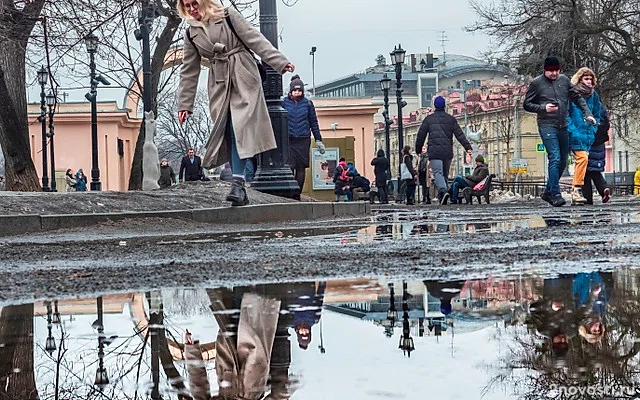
[583,107,610,205]
[523,56,596,207]
[158,159,176,189]
[179,148,203,182]
[415,96,473,205]
[283,75,325,191]
[449,155,489,204]
[371,149,390,203]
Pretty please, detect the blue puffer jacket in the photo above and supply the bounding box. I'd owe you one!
[567,91,602,151]
[282,95,322,141]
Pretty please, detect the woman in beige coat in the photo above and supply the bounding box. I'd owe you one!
[177,0,295,206]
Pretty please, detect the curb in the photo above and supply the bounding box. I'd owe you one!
[0,201,371,237]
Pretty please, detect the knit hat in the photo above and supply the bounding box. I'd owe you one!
[289,75,304,93]
[475,155,485,163]
[440,303,452,316]
[544,56,561,71]
[434,96,446,110]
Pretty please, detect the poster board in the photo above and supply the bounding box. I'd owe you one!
[312,148,339,190]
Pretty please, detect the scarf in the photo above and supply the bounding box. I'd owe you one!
[575,82,594,97]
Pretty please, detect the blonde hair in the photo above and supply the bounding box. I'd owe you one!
[571,67,597,86]
[177,0,224,23]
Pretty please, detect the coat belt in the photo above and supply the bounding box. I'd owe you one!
[212,45,246,83]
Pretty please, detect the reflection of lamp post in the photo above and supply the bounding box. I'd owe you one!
[37,66,50,192]
[52,300,61,325]
[398,281,414,357]
[46,90,57,192]
[385,283,398,337]
[45,301,57,355]
[94,296,109,388]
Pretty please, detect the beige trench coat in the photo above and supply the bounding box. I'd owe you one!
[178,8,291,168]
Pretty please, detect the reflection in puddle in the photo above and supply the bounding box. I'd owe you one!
[2,269,640,399]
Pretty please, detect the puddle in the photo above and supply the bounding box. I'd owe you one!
[1,269,639,399]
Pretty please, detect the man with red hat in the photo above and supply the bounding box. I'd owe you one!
[523,56,596,207]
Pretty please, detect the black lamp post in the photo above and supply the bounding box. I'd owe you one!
[52,299,61,325]
[380,74,392,163]
[251,0,300,199]
[386,283,398,337]
[85,33,110,192]
[37,66,50,192]
[46,90,57,192]
[45,301,57,356]
[398,281,414,357]
[94,296,109,388]
[390,45,407,180]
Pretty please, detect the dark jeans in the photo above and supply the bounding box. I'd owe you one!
[451,176,470,203]
[225,115,247,177]
[539,124,569,197]
[583,171,607,204]
[405,180,416,204]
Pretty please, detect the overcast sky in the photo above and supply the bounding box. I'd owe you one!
[30,0,492,106]
[277,0,492,88]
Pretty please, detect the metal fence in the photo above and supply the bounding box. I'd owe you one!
[493,180,636,197]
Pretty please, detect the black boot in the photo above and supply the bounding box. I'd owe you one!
[226,178,249,206]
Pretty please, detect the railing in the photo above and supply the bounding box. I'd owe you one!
[493,180,636,197]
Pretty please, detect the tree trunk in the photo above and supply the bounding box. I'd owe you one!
[0,304,39,400]
[0,0,46,191]
[128,9,183,190]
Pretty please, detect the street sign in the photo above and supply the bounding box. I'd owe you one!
[509,158,528,174]
[536,142,545,152]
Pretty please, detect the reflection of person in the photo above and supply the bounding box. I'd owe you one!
[177,0,295,206]
[414,96,473,205]
[567,67,603,205]
[527,276,578,358]
[523,56,595,207]
[288,281,326,350]
[184,288,281,400]
[573,272,612,344]
[423,279,465,317]
[283,75,325,192]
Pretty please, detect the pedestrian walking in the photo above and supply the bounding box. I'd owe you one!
[283,75,325,192]
[523,56,596,207]
[64,169,76,192]
[177,0,295,206]
[417,147,431,204]
[401,146,418,205]
[158,159,176,189]
[583,103,611,205]
[75,169,87,192]
[179,148,203,182]
[371,149,390,204]
[415,96,473,205]
[567,67,603,205]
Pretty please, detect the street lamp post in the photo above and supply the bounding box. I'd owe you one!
[398,281,414,357]
[94,296,109,388]
[380,74,392,163]
[310,46,317,96]
[46,90,57,191]
[251,0,300,199]
[44,301,57,355]
[85,33,110,191]
[37,66,50,192]
[390,45,407,184]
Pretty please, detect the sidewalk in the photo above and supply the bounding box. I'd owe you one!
[0,182,370,236]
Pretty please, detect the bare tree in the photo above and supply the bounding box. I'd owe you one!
[0,0,46,191]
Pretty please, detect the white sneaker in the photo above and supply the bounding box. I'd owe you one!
[571,188,587,205]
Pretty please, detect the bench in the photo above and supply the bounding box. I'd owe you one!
[460,174,496,204]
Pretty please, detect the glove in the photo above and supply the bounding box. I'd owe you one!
[316,141,326,154]
[178,110,191,125]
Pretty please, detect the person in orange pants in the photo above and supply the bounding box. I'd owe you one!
[567,67,603,205]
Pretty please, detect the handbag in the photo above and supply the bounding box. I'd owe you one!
[225,11,267,82]
[473,177,488,191]
[400,158,413,180]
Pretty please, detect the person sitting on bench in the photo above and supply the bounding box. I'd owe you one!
[450,155,489,204]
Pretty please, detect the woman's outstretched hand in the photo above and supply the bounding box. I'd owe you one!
[283,63,295,73]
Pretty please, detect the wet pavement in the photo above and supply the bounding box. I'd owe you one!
[1,271,639,399]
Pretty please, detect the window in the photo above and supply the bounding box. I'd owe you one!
[420,76,437,108]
